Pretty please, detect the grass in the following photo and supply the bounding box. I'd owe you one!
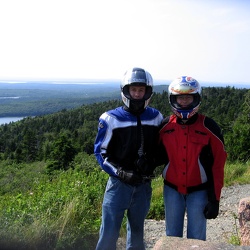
[224,161,250,186]
[228,212,241,245]
[0,160,249,248]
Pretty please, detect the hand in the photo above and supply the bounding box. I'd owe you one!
[204,201,219,219]
[117,168,142,185]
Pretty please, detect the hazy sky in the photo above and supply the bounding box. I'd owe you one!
[0,0,250,85]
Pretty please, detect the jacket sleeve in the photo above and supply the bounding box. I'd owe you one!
[204,117,227,201]
[94,114,118,176]
[155,116,170,167]
[154,140,169,167]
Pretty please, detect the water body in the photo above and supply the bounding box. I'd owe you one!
[0,117,24,125]
[0,97,20,99]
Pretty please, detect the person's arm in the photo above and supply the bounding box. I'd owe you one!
[203,117,227,219]
[155,117,170,168]
[94,114,118,176]
[94,113,143,184]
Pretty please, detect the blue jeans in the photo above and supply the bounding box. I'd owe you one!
[163,185,207,240]
[96,176,152,250]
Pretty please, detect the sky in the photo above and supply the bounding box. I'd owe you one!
[0,0,250,85]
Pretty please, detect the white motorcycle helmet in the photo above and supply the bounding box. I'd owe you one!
[168,76,202,119]
[121,67,153,114]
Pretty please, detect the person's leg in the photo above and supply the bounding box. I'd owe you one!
[126,182,152,250]
[186,190,207,240]
[96,177,130,250]
[163,185,186,237]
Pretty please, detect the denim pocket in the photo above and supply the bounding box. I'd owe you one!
[105,176,121,193]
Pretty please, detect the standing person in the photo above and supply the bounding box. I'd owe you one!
[94,67,163,250]
[159,76,227,240]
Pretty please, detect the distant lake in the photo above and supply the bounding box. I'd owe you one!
[0,117,24,125]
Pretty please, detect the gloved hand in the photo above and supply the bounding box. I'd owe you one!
[203,200,219,219]
[117,168,142,185]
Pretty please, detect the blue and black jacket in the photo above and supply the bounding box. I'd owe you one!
[94,106,163,176]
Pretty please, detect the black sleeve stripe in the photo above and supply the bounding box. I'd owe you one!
[204,117,224,143]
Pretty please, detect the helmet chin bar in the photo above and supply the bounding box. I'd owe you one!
[173,109,191,120]
[121,86,152,114]
[129,99,145,114]
[173,105,200,120]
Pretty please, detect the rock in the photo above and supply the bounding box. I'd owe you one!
[238,197,250,246]
[153,236,241,249]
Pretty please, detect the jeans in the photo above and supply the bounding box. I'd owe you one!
[96,176,152,250]
[163,184,207,240]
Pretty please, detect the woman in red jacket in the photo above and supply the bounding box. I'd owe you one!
[159,76,227,240]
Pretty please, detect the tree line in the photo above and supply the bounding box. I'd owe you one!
[0,86,249,171]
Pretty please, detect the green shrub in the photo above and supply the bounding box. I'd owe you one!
[224,161,250,186]
[148,176,165,220]
[0,159,108,249]
[0,158,249,249]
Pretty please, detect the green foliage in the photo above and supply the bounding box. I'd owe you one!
[0,86,249,165]
[228,212,241,245]
[0,156,108,249]
[0,99,124,163]
[224,161,250,186]
[0,158,249,248]
[147,176,165,220]
[0,86,250,248]
[225,90,250,162]
[199,86,245,129]
[47,130,77,173]
[229,235,241,246]
[0,160,47,195]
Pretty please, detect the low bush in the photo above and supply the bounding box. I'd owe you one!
[0,158,249,249]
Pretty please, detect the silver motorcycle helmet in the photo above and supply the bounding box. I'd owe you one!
[121,67,153,114]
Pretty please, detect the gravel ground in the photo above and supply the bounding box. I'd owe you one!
[118,184,250,249]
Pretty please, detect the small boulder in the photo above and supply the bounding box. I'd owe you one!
[153,236,238,249]
[238,197,250,246]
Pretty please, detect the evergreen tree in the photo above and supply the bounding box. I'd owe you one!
[225,90,250,161]
[47,131,77,172]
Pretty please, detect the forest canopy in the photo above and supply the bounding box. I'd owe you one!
[0,86,249,165]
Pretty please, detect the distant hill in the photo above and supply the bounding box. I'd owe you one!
[0,82,118,117]
[0,79,249,117]
[0,81,166,117]
[1,78,249,89]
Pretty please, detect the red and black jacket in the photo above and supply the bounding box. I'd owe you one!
[159,113,227,201]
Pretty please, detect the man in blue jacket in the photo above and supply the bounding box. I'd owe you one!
[94,67,163,250]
